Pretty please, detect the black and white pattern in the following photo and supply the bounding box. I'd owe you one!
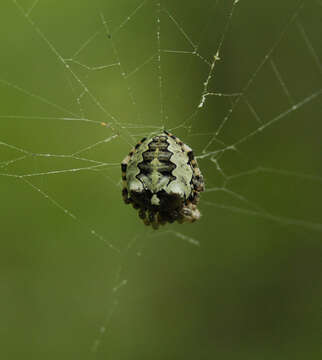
[121,130,205,229]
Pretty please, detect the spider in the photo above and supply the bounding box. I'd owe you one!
[121,130,204,229]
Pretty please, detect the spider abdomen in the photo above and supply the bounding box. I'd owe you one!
[121,131,204,229]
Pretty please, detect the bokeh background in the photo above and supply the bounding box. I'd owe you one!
[1,0,322,359]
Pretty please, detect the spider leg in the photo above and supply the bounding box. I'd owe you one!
[121,163,131,204]
[190,190,200,204]
[147,210,159,230]
[188,155,205,193]
[157,212,167,226]
[138,209,145,219]
[180,202,201,223]
[163,130,184,147]
[138,209,149,226]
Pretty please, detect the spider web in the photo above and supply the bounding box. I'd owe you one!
[1,0,322,358]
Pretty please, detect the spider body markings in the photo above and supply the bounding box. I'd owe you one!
[121,130,204,229]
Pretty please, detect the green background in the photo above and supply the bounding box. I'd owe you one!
[1,0,322,359]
